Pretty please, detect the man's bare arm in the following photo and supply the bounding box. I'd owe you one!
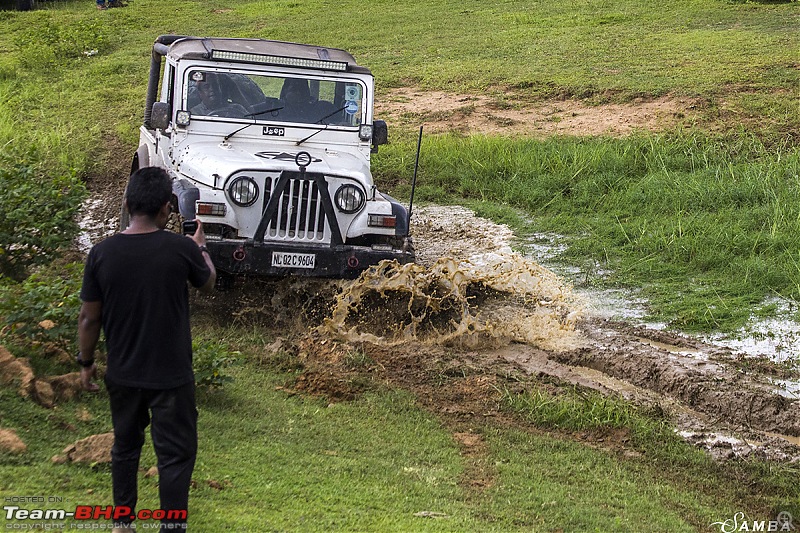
[199,249,217,293]
[78,301,102,392]
[190,220,217,293]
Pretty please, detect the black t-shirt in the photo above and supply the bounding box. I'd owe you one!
[80,230,211,389]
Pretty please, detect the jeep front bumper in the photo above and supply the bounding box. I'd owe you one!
[205,239,414,278]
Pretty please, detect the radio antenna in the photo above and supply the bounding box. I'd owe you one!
[407,125,423,233]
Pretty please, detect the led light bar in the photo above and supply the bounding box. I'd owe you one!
[210,50,348,72]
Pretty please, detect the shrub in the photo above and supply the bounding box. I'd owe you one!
[193,339,239,389]
[0,262,83,349]
[0,162,86,280]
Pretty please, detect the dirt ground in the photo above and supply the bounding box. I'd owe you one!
[375,88,700,137]
[81,92,800,464]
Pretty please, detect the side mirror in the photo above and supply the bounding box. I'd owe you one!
[372,120,388,146]
[371,120,387,153]
[150,102,171,131]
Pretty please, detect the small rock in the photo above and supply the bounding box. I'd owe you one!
[266,338,287,354]
[48,373,83,402]
[42,344,73,365]
[0,428,27,454]
[0,355,35,397]
[38,320,56,330]
[32,380,55,408]
[0,345,14,365]
[62,433,114,464]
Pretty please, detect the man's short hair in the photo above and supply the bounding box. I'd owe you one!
[125,167,172,217]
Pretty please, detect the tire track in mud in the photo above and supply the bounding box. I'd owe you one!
[554,321,800,437]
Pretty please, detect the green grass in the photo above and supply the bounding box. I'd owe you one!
[0,0,797,178]
[376,132,800,331]
[1,0,800,529]
[3,335,797,531]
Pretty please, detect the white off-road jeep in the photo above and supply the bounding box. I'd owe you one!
[130,35,414,285]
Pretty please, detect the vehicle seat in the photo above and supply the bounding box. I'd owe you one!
[279,78,315,122]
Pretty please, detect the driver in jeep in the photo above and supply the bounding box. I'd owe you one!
[190,73,249,118]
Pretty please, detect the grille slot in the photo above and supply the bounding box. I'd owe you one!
[262,173,328,241]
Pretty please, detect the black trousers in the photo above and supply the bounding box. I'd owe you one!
[106,379,197,528]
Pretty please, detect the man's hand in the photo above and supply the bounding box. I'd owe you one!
[189,219,207,247]
[80,363,100,392]
[190,220,217,292]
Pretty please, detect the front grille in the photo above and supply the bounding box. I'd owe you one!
[262,173,329,241]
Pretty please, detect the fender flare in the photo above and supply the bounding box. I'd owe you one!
[130,145,151,175]
[172,179,199,220]
[382,193,410,236]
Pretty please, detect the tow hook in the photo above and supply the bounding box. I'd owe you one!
[233,246,247,262]
[347,255,359,269]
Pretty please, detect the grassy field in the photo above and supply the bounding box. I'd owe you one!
[1,0,800,530]
[1,0,798,328]
[3,324,798,532]
[377,133,800,330]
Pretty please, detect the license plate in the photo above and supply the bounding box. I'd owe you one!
[271,251,316,269]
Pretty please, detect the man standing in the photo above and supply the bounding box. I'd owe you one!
[78,167,216,531]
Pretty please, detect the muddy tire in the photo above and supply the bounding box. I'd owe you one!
[165,209,184,234]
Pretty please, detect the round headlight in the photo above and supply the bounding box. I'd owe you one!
[334,184,365,214]
[228,176,259,207]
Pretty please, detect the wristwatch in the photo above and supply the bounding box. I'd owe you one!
[198,245,209,255]
[76,352,95,368]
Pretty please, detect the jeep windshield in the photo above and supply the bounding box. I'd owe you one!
[185,70,365,127]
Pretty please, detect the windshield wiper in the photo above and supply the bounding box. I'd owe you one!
[223,105,285,142]
[296,105,348,146]
[245,105,284,119]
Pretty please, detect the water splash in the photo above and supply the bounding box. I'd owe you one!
[321,253,582,351]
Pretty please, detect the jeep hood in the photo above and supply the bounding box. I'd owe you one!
[174,140,372,187]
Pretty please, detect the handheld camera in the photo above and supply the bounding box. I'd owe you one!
[181,219,198,235]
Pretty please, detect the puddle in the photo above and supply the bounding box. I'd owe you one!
[522,234,800,367]
[769,378,800,399]
[767,432,800,447]
[635,337,708,362]
[78,198,116,252]
[706,299,800,362]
